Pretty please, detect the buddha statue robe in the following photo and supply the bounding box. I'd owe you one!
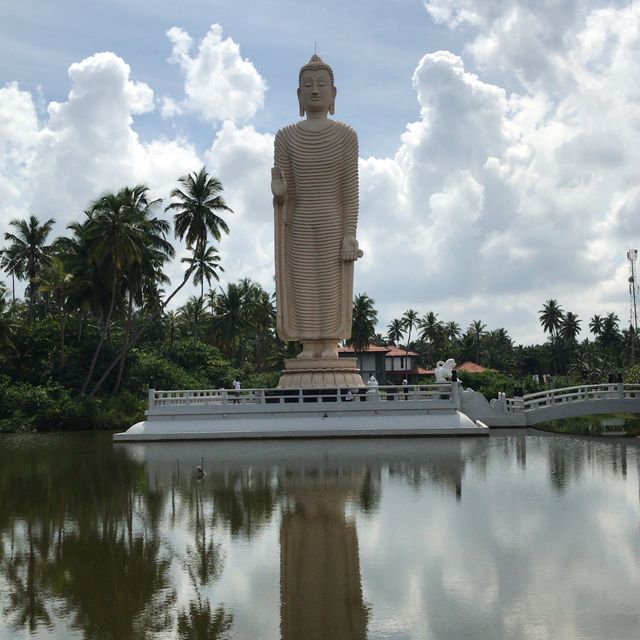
[273,119,359,342]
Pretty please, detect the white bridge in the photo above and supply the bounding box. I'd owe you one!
[113,382,640,441]
[485,383,640,427]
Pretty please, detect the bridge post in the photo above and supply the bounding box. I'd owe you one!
[450,382,461,409]
[617,383,624,400]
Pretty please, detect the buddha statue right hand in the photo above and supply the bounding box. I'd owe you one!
[271,167,287,203]
[341,234,364,262]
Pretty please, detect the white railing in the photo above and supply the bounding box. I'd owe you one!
[504,383,638,414]
[148,383,457,410]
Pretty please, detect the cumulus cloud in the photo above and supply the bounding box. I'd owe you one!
[205,121,275,289]
[349,2,640,342]
[164,24,267,124]
[0,82,39,216]
[0,51,201,298]
[3,6,640,344]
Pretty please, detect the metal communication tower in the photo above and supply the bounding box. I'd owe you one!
[627,249,639,331]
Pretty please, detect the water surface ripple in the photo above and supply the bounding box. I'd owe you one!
[1,430,639,639]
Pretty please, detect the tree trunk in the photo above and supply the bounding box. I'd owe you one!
[113,291,134,394]
[82,269,118,395]
[59,306,65,367]
[89,269,193,397]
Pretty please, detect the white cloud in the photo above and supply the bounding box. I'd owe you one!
[0,82,39,216]
[0,52,201,299]
[349,2,640,343]
[205,121,275,290]
[3,5,640,345]
[164,24,267,124]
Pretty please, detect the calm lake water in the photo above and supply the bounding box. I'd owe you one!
[1,430,639,640]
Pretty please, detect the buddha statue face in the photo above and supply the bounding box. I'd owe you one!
[298,68,336,117]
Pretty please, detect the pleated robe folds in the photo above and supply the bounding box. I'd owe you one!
[274,120,359,342]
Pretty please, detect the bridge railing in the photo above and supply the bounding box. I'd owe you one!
[504,383,640,414]
[148,383,458,411]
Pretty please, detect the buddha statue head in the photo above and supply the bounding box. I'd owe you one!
[298,54,336,117]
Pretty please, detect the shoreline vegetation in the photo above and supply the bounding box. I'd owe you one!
[2,169,640,433]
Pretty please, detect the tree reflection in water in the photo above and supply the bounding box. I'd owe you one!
[2,433,638,639]
[0,434,178,638]
[177,598,233,640]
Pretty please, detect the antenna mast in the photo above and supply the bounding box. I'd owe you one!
[627,249,638,332]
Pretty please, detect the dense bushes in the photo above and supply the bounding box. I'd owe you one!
[0,375,145,432]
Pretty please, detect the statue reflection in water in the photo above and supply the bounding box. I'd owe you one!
[118,438,474,640]
[279,469,369,640]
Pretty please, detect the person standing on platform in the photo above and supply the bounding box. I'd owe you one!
[233,378,241,404]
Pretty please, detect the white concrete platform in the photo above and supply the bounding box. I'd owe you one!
[113,384,489,441]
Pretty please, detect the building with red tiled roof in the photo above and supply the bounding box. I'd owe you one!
[338,344,424,383]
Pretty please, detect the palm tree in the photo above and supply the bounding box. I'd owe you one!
[538,299,564,372]
[468,320,487,364]
[3,215,55,315]
[600,312,621,367]
[560,312,581,342]
[164,310,180,349]
[89,172,233,396]
[401,309,419,379]
[589,314,604,338]
[246,288,276,371]
[386,318,404,346]
[166,167,232,250]
[444,321,461,343]
[37,257,74,366]
[418,311,443,363]
[485,328,513,371]
[212,282,250,363]
[205,289,219,316]
[0,284,16,355]
[180,296,206,340]
[0,245,21,303]
[351,293,378,352]
[82,185,174,394]
[181,244,224,341]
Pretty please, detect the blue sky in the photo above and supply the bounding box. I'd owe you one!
[1,0,638,346]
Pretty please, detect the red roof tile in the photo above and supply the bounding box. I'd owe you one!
[338,345,390,353]
[385,347,420,357]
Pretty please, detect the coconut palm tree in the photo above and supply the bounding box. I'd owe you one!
[468,319,487,364]
[386,318,404,346]
[3,215,55,315]
[589,314,604,338]
[244,289,276,370]
[90,172,233,396]
[444,321,461,343]
[181,244,224,341]
[83,185,174,394]
[418,311,444,363]
[0,245,21,303]
[560,312,581,342]
[600,312,622,367]
[0,284,16,355]
[350,293,378,352]
[37,257,74,366]
[212,282,250,363]
[167,167,232,250]
[401,309,419,379]
[538,299,564,372]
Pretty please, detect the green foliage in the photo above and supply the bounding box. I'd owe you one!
[624,363,640,384]
[126,348,209,391]
[458,371,543,401]
[0,375,144,432]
